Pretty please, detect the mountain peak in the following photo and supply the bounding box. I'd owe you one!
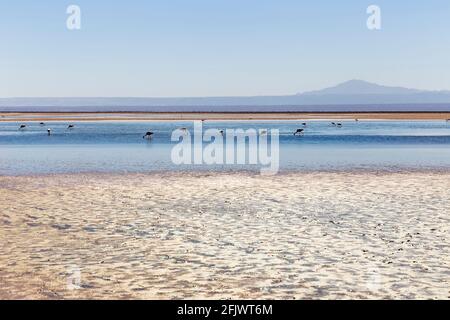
[301,80,423,95]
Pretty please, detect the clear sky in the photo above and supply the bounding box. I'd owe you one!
[1,0,450,97]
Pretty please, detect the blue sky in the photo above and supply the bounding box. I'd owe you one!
[1,0,450,97]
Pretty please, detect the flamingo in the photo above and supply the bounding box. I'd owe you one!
[143,131,154,139]
[294,128,304,136]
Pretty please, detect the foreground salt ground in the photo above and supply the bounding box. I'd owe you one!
[0,171,449,299]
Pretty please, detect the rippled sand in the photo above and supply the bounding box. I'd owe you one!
[0,171,449,299]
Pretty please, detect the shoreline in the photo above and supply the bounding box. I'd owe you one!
[2,167,450,179]
[1,112,450,122]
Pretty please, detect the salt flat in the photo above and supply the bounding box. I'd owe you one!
[0,171,449,299]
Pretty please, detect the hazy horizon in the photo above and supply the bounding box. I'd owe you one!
[2,79,450,100]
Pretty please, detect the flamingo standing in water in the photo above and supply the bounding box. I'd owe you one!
[143,131,154,139]
[293,128,304,136]
[19,124,26,130]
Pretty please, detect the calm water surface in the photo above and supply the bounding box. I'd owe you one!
[1,120,449,175]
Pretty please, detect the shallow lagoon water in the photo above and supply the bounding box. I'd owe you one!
[1,120,449,175]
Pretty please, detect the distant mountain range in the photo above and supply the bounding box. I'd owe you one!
[300,79,430,95]
[1,80,450,112]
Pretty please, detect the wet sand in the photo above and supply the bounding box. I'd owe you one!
[1,112,450,122]
[0,171,449,299]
